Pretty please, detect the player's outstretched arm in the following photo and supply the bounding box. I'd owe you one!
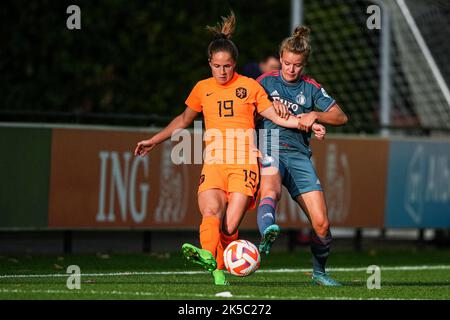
[297,104,348,132]
[259,104,300,129]
[260,104,327,140]
[134,107,198,157]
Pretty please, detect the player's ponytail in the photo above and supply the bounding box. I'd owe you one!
[280,25,311,62]
[206,11,239,62]
[293,25,310,40]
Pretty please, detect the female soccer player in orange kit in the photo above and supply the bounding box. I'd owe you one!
[134,12,326,285]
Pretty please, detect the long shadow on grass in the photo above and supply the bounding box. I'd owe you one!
[4,280,447,287]
[230,281,362,287]
[378,281,450,287]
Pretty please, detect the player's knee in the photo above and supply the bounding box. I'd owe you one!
[222,224,238,236]
[260,189,281,202]
[201,205,223,218]
[314,220,330,237]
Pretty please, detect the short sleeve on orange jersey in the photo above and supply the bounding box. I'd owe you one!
[252,80,272,114]
[185,82,203,112]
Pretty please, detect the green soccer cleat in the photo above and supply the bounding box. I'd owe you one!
[259,224,281,255]
[182,243,217,272]
[312,271,342,286]
[212,269,230,286]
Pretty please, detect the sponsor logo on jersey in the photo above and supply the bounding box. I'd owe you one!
[273,96,300,112]
[236,87,247,99]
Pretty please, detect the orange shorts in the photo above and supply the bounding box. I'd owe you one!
[198,163,260,209]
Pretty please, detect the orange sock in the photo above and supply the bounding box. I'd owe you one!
[199,216,220,257]
[216,241,225,270]
[216,231,239,270]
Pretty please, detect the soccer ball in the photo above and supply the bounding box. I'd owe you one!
[223,240,260,276]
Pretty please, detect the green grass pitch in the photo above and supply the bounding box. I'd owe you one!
[0,248,449,300]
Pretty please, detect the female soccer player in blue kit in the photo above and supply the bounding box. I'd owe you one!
[256,26,348,286]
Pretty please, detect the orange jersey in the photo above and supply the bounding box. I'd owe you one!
[185,72,272,164]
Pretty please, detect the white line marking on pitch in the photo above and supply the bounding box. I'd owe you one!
[0,288,429,300]
[0,265,449,279]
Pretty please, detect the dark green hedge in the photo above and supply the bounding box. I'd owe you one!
[0,0,289,116]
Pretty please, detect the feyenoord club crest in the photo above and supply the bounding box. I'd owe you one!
[296,92,306,105]
[236,87,247,99]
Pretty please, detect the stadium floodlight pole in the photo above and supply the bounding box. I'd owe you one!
[290,0,303,32]
[371,0,392,137]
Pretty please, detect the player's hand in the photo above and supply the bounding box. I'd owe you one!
[312,123,326,141]
[296,112,318,132]
[273,100,290,120]
[134,138,158,157]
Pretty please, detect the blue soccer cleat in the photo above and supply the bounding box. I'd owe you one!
[312,271,342,286]
[259,224,281,255]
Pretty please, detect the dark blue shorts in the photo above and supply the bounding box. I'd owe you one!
[260,151,322,199]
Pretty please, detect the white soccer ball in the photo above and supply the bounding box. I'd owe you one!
[223,239,260,276]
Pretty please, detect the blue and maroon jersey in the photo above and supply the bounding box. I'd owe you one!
[256,70,335,156]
